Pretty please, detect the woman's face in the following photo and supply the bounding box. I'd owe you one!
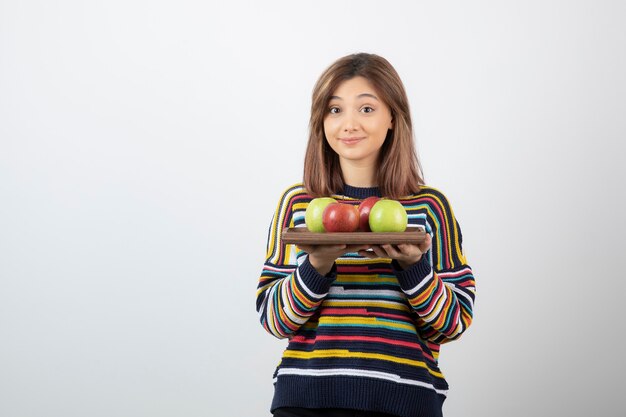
[323,76,393,167]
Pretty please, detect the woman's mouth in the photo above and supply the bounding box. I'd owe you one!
[339,137,365,145]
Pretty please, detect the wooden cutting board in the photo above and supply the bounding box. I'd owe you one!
[281,227,426,245]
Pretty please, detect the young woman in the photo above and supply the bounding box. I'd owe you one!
[256,53,476,417]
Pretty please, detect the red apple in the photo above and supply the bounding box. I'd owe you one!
[322,203,359,232]
[357,196,381,232]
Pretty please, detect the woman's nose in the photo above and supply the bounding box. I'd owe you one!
[343,113,359,131]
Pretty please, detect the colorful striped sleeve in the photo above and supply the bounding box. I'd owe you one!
[256,184,334,339]
[396,189,476,344]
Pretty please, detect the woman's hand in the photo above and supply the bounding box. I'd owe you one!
[358,233,432,270]
[297,244,370,276]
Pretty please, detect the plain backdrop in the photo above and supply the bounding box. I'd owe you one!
[1,1,625,416]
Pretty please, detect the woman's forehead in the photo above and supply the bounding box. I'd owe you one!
[330,76,382,100]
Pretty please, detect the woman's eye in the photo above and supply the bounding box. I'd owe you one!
[361,106,374,113]
[329,107,340,114]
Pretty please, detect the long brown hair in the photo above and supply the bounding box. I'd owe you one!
[303,53,424,199]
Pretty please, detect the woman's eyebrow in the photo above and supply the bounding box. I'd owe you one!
[329,93,380,101]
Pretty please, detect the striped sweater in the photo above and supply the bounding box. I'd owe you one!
[256,183,476,417]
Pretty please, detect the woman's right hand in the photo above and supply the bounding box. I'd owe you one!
[297,244,370,276]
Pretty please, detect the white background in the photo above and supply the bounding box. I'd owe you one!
[1,1,625,416]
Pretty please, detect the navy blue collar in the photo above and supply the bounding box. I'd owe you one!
[341,184,382,199]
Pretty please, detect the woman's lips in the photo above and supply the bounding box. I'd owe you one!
[339,137,365,145]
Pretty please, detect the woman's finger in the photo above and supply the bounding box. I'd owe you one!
[368,245,388,258]
[296,244,314,253]
[381,244,400,258]
[418,234,432,253]
[346,244,371,253]
[358,249,377,259]
[297,244,347,255]
[396,243,421,257]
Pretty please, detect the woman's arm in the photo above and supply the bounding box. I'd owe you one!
[255,185,337,339]
[397,256,475,343]
[257,251,336,339]
[361,238,475,344]
[395,192,476,344]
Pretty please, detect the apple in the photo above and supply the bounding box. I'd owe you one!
[357,196,381,232]
[322,203,359,233]
[305,197,338,232]
[368,199,408,232]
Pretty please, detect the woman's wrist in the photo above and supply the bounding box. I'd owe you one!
[308,256,334,276]
[397,254,423,271]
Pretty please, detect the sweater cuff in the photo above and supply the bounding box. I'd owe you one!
[392,255,433,293]
[297,256,337,295]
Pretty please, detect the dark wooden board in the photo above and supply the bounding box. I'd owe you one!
[281,227,426,245]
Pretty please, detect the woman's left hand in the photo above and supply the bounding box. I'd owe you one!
[358,233,432,270]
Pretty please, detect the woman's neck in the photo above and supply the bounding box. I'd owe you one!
[340,159,377,187]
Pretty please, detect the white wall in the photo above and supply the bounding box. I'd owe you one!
[1,1,625,416]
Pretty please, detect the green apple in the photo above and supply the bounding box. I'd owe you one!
[368,199,408,232]
[305,197,337,232]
